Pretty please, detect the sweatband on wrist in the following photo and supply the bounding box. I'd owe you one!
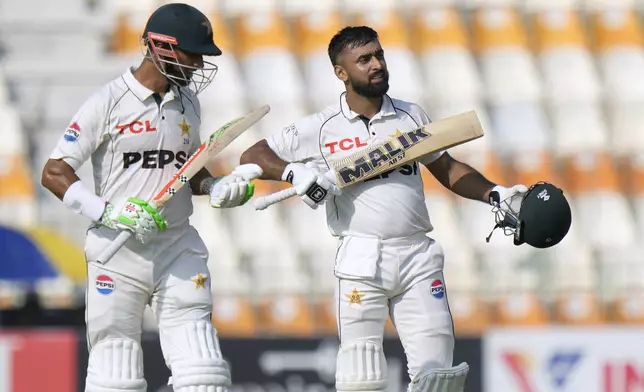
[62,180,107,222]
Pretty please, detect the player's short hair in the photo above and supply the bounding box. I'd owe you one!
[328,26,379,66]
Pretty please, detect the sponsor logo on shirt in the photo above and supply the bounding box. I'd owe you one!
[122,149,188,169]
[64,122,81,142]
[363,163,419,182]
[430,279,445,299]
[95,275,115,295]
[116,120,157,135]
[283,123,298,136]
[324,137,368,153]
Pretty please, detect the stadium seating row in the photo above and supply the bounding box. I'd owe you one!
[206,290,644,337]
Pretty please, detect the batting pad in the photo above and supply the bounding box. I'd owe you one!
[163,320,231,391]
[408,361,469,392]
[336,340,388,391]
[85,338,147,392]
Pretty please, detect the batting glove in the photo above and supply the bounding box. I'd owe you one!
[488,184,528,213]
[282,162,341,209]
[100,197,167,243]
[210,164,263,208]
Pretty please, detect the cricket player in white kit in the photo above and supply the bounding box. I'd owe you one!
[241,27,527,392]
[41,4,260,391]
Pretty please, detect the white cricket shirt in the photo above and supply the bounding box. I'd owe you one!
[50,67,203,230]
[267,92,443,239]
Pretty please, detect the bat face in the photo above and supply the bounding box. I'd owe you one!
[330,110,483,188]
[206,116,245,152]
[150,105,270,206]
[333,127,432,187]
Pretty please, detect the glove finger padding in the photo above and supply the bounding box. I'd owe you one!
[227,178,243,202]
[110,197,167,244]
[224,181,250,208]
[210,175,255,208]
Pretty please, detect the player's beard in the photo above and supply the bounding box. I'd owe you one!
[164,63,192,87]
[351,70,389,98]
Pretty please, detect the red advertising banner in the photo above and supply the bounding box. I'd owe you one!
[0,330,77,392]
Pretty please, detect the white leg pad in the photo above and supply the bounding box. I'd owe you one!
[163,320,231,391]
[336,340,388,392]
[85,338,147,392]
[408,362,469,392]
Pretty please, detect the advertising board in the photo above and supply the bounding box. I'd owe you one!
[75,335,482,392]
[484,327,644,392]
[0,330,77,392]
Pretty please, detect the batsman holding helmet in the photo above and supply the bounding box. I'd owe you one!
[41,4,260,391]
[241,26,572,392]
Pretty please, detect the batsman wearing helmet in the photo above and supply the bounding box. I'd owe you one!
[239,26,561,392]
[40,3,259,391]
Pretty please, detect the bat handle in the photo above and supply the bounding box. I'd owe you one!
[254,187,298,210]
[96,230,132,264]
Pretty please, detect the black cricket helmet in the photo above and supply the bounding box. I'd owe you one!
[486,182,572,248]
[142,3,222,94]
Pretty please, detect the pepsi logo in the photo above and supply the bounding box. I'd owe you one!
[64,122,81,142]
[430,279,445,299]
[95,275,115,295]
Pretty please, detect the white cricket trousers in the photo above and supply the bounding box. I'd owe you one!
[334,232,455,381]
[83,224,212,355]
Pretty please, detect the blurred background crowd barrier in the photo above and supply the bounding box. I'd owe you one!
[1,0,644,390]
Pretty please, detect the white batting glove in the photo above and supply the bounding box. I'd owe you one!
[209,164,263,208]
[282,162,341,209]
[99,197,167,244]
[488,184,528,213]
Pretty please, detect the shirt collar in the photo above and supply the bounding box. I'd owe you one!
[122,67,177,102]
[339,92,397,121]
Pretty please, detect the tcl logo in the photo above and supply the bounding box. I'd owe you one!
[604,362,644,392]
[325,137,368,153]
[123,150,187,169]
[117,120,157,135]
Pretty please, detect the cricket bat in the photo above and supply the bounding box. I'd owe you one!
[96,105,271,263]
[254,110,484,210]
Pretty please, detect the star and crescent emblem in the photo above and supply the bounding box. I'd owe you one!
[179,118,191,137]
[191,273,208,289]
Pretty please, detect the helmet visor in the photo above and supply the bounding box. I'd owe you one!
[145,32,218,95]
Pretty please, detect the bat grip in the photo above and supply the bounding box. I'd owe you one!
[96,230,132,264]
[254,187,298,210]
